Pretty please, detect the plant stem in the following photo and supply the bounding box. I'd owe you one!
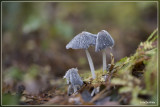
[102,50,106,72]
[85,49,96,79]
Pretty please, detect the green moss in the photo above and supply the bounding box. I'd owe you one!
[80,69,108,86]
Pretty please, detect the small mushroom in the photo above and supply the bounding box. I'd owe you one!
[95,30,114,72]
[64,68,83,95]
[66,31,97,79]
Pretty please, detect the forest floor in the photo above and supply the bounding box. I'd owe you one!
[2,29,158,105]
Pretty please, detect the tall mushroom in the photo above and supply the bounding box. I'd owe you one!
[66,31,96,79]
[95,30,114,72]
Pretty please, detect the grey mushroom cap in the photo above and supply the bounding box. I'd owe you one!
[95,30,114,52]
[64,68,83,86]
[69,68,83,86]
[66,31,97,50]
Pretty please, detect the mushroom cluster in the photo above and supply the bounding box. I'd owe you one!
[66,30,114,79]
[64,30,114,96]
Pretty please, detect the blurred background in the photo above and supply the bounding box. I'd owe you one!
[2,2,157,95]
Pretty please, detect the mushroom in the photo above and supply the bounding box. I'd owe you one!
[95,30,114,72]
[66,31,97,79]
[63,68,83,95]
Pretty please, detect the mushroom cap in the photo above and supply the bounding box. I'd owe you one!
[64,68,83,86]
[66,31,97,50]
[69,68,83,86]
[95,30,114,52]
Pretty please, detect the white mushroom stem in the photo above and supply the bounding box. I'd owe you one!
[102,50,107,72]
[85,49,96,79]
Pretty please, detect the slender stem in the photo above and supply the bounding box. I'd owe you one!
[102,50,107,72]
[91,88,96,96]
[85,49,96,79]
